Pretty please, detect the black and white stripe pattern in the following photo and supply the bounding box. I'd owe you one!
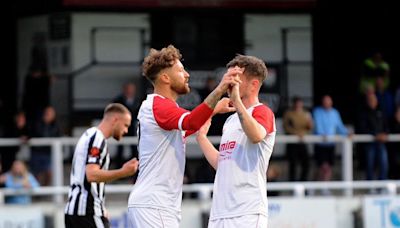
[65,127,110,216]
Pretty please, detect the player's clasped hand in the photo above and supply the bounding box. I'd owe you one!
[122,158,139,176]
[219,66,243,93]
[228,79,241,105]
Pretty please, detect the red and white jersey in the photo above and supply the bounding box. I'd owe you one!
[210,103,276,220]
[128,94,212,214]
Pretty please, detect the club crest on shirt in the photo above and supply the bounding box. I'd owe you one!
[219,140,236,161]
[90,147,100,157]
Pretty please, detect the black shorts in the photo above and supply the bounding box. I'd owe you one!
[65,214,110,228]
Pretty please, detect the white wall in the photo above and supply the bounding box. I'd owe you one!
[71,13,150,70]
[17,13,313,112]
[245,14,313,107]
[244,14,311,62]
[71,13,150,110]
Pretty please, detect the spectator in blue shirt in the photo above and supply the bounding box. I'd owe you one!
[313,95,349,193]
[3,160,39,204]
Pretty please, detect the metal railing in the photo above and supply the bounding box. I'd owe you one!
[1,180,400,205]
[0,134,399,203]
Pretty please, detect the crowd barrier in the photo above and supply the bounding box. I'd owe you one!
[1,183,400,228]
[1,134,400,203]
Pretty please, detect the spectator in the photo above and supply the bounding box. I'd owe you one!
[283,96,313,181]
[30,106,61,186]
[112,82,141,169]
[354,85,376,172]
[394,85,400,108]
[357,84,376,111]
[2,160,39,204]
[357,93,389,181]
[387,107,400,179]
[267,163,281,197]
[313,95,349,194]
[0,163,5,187]
[360,51,390,93]
[0,111,30,173]
[22,66,52,127]
[375,75,395,119]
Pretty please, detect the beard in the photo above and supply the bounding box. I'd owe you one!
[112,129,122,141]
[171,81,190,95]
[113,135,121,141]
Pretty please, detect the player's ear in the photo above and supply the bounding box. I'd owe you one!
[111,114,119,124]
[251,79,260,89]
[159,72,170,84]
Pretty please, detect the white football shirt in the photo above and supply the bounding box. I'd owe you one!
[128,94,212,214]
[210,103,276,220]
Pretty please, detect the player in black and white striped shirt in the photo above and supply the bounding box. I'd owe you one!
[65,103,138,228]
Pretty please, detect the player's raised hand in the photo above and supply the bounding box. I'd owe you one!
[216,67,243,93]
[197,118,212,137]
[228,75,241,107]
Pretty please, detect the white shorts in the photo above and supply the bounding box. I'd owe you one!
[208,214,268,228]
[127,207,181,228]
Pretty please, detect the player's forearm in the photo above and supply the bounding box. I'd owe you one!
[196,134,219,169]
[182,103,213,131]
[204,87,225,109]
[86,168,127,183]
[236,103,266,143]
[184,88,226,131]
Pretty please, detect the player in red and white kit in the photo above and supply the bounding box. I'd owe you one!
[197,55,275,228]
[127,45,240,228]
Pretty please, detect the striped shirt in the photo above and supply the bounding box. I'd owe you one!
[65,127,109,216]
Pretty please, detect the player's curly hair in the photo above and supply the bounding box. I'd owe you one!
[142,45,182,83]
[226,54,268,85]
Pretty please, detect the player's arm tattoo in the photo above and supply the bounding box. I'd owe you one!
[204,89,223,109]
[237,109,244,124]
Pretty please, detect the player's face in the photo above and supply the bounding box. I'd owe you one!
[169,60,190,95]
[113,113,131,141]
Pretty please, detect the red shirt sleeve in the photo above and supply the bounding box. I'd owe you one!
[153,96,213,131]
[252,105,275,134]
[153,96,189,130]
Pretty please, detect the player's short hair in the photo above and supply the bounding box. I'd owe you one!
[103,103,131,117]
[142,45,182,83]
[226,54,268,85]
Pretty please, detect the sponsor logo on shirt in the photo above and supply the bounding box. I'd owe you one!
[219,140,236,161]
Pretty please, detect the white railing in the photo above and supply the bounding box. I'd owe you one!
[0,134,400,203]
[1,180,400,205]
